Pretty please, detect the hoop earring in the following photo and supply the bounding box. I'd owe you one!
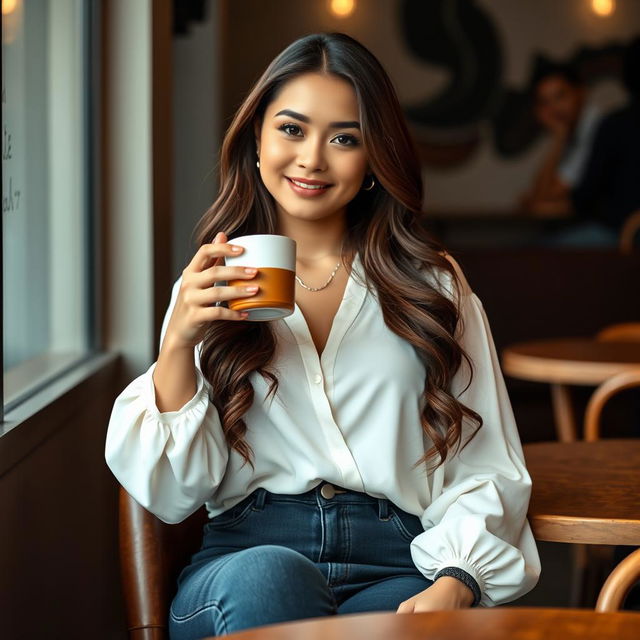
[362,174,376,191]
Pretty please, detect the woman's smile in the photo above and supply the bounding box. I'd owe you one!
[285,176,334,197]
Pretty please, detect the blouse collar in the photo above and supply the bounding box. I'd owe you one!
[282,251,368,366]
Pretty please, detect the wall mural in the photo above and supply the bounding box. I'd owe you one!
[401,0,630,169]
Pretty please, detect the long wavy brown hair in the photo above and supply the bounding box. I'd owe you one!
[195,32,482,473]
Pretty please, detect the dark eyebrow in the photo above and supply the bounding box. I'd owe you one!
[274,109,360,130]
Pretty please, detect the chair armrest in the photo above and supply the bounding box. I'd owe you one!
[129,628,167,640]
[119,486,171,639]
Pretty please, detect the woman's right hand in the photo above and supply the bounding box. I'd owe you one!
[162,231,259,351]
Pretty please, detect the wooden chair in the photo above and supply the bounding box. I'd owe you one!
[580,370,640,609]
[119,486,208,639]
[619,209,640,255]
[564,369,640,605]
[597,548,640,611]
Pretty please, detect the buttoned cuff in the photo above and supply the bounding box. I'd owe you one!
[434,566,482,607]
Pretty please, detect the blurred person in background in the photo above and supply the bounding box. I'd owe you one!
[570,36,640,241]
[521,62,603,222]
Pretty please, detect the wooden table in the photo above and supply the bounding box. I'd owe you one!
[524,439,640,545]
[218,608,640,640]
[502,338,640,441]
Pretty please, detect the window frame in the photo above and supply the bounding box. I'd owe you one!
[1,0,174,464]
[1,0,103,432]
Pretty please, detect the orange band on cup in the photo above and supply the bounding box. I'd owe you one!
[228,267,295,312]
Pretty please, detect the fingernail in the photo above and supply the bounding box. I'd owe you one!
[244,268,257,274]
[231,246,242,252]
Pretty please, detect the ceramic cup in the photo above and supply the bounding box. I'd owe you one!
[225,234,296,321]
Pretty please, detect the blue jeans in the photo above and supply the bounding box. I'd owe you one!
[168,482,432,638]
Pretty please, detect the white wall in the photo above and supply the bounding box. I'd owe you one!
[104,0,154,376]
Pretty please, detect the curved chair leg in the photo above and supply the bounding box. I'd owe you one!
[596,547,640,612]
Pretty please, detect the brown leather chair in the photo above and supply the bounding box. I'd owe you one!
[119,486,208,639]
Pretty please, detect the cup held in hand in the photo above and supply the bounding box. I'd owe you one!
[225,234,296,321]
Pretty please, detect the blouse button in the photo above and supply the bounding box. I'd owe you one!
[313,374,323,384]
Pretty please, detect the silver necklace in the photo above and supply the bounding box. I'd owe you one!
[295,261,342,292]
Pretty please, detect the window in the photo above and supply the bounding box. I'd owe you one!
[2,0,96,417]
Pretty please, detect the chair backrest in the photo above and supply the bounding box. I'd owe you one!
[119,486,208,639]
[583,369,640,441]
[596,548,640,611]
[619,209,640,255]
[596,323,640,343]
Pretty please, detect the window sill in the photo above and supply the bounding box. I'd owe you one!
[0,351,120,477]
[5,350,94,410]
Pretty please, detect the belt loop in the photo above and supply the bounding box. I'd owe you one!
[252,488,267,511]
[378,497,390,520]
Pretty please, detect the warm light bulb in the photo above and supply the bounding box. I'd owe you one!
[330,0,355,18]
[591,0,615,17]
[2,0,18,16]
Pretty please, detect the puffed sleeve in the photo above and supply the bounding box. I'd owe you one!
[410,256,541,606]
[105,277,229,524]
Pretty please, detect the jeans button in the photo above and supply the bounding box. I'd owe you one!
[320,483,336,499]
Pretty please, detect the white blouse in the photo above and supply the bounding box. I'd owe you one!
[105,252,540,607]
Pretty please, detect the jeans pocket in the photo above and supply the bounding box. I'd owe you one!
[388,505,425,543]
[204,492,258,531]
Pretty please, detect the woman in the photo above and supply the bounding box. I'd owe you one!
[105,32,540,638]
